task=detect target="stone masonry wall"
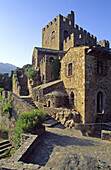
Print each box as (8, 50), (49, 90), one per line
(0, 91), (34, 130)
(85, 52), (111, 123)
(61, 47), (86, 123)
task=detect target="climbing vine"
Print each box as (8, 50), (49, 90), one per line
(51, 59), (61, 80)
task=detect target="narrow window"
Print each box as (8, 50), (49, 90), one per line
(68, 63), (72, 76)
(70, 92), (74, 105)
(51, 31), (55, 39)
(97, 92), (103, 113)
(48, 100), (50, 107)
(97, 60), (103, 74)
(36, 96), (38, 101)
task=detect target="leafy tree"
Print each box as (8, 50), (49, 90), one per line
(25, 68), (39, 81)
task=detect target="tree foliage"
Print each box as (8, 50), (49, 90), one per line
(25, 68), (39, 81)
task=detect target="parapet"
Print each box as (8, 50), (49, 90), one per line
(42, 11), (74, 32)
(97, 40), (109, 50)
(74, 24), (97, 41)
(63, 33), (74, 51)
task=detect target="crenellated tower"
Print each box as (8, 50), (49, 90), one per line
(42, 11), (109, 52)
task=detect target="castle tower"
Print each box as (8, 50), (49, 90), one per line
(42, 11), (75, 51)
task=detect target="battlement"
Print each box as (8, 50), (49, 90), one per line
(97, 40), (109, 51)
(42, 11), (74, 32)
(42, 16), (58, 31)
(63, 33), (74, 51)
(74, 24), (97, 40)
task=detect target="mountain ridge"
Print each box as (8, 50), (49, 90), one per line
(0, 62), (17, 75)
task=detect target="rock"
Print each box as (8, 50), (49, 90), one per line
(101, 130), (111, 141)
(61, 117), (67, 125)
(69, 119), (75, 128)
(68, 112), (73, 120)
(65, 120), (71, 127)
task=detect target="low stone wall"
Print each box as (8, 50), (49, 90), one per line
(0, 91), (35, 145)
(0, 134), (40, 170)
(1, 91), (35, 130)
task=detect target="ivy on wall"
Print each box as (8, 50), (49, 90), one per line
(51, 59), (61, 80)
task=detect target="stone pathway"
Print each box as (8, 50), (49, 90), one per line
(24, 124), (111, 169)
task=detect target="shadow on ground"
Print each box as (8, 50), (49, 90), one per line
(24, 130), (97, 166)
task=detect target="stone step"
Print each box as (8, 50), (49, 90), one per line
(0, 140), (9, 146)
(0, 146), (13, 155)
(43, 119), (60, 127)
(0, 143), (12, 150)
(45, 115), (52, 121)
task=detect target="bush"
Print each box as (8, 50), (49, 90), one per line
(25, 68), (39, 81)
(14, 109), (45, 149)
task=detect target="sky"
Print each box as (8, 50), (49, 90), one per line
(0, 0), (111, 68)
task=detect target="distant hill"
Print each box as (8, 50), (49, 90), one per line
(0, 62), (17, 75)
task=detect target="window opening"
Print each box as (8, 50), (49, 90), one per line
(68, 63), (72, 76)
(97, 92), (103, 113)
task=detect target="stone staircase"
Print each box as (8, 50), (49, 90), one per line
(21, 96), (38, 109)
(0, 140), (13, 157)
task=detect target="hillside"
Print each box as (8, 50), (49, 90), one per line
(0, 62), (17, 75)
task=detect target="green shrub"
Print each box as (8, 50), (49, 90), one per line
(2, 102), (12, 117)
(2, 93), (12, 117)
(25, 68), (39, 81)
(14, 109), (45, 149)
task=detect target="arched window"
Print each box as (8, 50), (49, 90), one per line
(64, 30), (68, 39)
(97, 92), (103, 113)
(70, 92), (74, 105)
(51, 31), (55, 39)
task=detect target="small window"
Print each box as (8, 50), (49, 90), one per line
(97, 60), (103, 74)
(48, 100), (50, 107)
(97, 92), (103, 113)
(68, 63), (72, 76)
(36, 96), (38, 101)
(51, 31), (55, 39)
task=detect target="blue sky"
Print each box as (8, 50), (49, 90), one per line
(0, 0), (111, 67)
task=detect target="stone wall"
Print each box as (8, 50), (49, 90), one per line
(85, 50), (111, 123)
(61, 47), (85, 123)
(32, 47), (66, 83)
(0, 91), (35, 130)
(12, 72), (21, 96)
(31, 80), (66, 107)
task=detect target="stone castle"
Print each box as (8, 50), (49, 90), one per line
(15, 11), (111, 124)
